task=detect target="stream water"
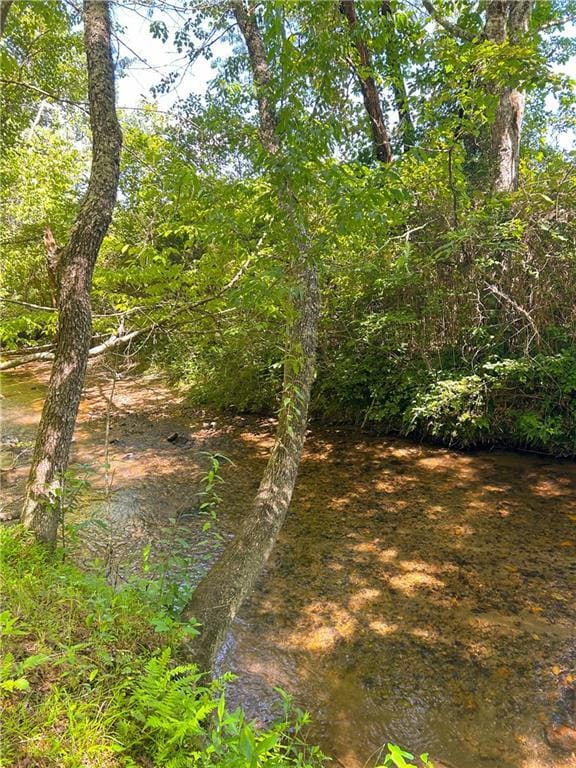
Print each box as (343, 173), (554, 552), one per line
(1, 364), (575, 768)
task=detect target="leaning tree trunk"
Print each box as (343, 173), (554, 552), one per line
(21, 0), (122, 544)
(182, 0), (320, 671)
(339, 0), (393, 163)
(484, 0), (533, 192)
(183, 256), (319, 670)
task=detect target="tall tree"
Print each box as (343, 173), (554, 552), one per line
(483, 0), (533, 191)
(339, 0), (393, 163)
(21, 0), (122, 544)
(183, 0), (320, 671)
(423, 0), (534, 191)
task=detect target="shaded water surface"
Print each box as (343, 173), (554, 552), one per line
(1, 365), (575, 768)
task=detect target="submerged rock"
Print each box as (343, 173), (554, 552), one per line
(546, 723), (576, 752)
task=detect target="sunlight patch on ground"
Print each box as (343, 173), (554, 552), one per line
(285, 601), (358, 652)
(389, 570), (445, 595)
(368, 619), (398, 636)
(348, 588), (381, 612)
(409, 626), (440, 642)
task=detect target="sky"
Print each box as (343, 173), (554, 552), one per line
(114, 3), (222, 110)
(113, 2), (576, 149)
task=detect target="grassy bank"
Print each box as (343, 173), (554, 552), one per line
(0, 526), (324, 768)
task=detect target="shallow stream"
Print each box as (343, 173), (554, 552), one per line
(1, 365), (575, 768)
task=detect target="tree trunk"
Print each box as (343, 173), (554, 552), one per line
(0, 0), (12, 36)
(423, 0), (532, 191)
(380, 1), (415, 153)
(44, 226), (60, 307)
(484, 0), (533, 192)
(182, 0), (320, 671)
(183, 256), (319, 671)
(21, 0), (122, 544)
(339, 0), (393, 163)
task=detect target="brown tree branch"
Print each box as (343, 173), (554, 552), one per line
(0, 78), (89, 111)
(484, 282), (540, 344)
(380, 0), (416, 152)
(0, 329), (146, 371)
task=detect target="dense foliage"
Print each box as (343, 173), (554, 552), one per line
(1, 1), (575, 762)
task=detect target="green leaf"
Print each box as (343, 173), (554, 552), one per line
(1, 677), (30, 691)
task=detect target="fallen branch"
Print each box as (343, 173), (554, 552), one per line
(0, 351), (58, 370)
(0, 328), (148, 371)
(484, 282), (541, 345)
(0, 342), (56, 356)
(1, 259), (251, 371)
(1, 298), (57, 312)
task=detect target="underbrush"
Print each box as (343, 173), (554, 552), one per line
(312, 349), (576, 456)
(0, 526), (325, 768)
(404, 352), (576, 454)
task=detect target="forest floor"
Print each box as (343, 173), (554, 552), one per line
(1, 362), (575, 768)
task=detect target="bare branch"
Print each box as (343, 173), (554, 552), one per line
(0, 342), (56, 356)
(0, 350), (57, 370)
(484, 282), (540, 345)
(0, 329), (146, 371)
(1, 298), (57, 312)
(1, 261), (250, 371)
(0, 78), (89, 111)
(537, 16), (576, 32)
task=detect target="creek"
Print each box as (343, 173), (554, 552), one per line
(1, 365), (575, 768)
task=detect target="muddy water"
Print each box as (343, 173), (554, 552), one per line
(1, 365), (575, 768)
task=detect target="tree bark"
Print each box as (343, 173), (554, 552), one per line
(183, 256), (319, 671)
(44, 226), (60, 307)
(21, 0), (122, 544)
(182, 0), (320, 672)
(0, 0), (13, 36)
(339, 0), (393, 163)
(230, 0), (278, 155)
(484, 0), (533, 192)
